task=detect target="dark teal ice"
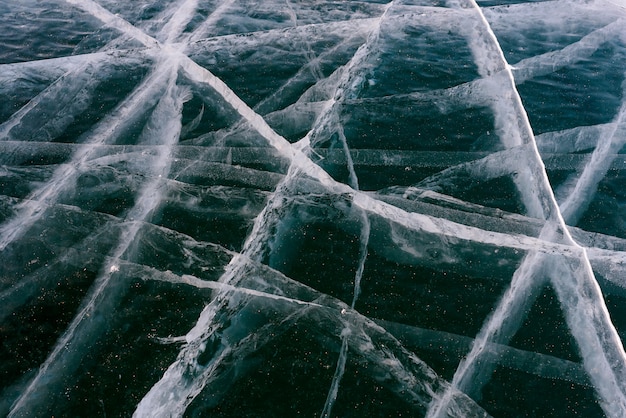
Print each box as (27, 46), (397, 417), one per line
(1, 0), (626, 416)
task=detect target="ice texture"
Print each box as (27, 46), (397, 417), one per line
(1, 0), (626, 416)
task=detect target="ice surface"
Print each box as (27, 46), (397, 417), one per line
(1, 0), (626, 416)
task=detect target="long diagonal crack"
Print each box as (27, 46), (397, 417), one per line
(3, 0), (626, 416)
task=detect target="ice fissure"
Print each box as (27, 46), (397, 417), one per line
(2, 0), (626, 417)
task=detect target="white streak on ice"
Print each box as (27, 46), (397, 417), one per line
(321, 208), (372, 418)
(426, 1), (626, 417)
(176, 45), (623, 418)
(39, 1), (626, 416)
(0, 57), (107, 142)
(122, 261), (324, 308)
(184, 0), (236, 44)
(284, 0), (325, 81)
(134, 165), (309, 417)
(456, 17), (550, 220)
(0, 61), (171, 251)
(320, 335), (350, 418)
(8, 58), (186, 417)
(312, 3), (393, 412)
(64, 0), (160, 49)
(512, 18), (626, 84)
(559, 94), (626, 225)
(535, 123), (614, 154)
(157, 0), (199, 44)
(305, 1), (394, 190)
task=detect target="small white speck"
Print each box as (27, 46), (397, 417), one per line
(110, 265), (120, 273)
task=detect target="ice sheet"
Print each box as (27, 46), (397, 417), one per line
(1, 0), (626, 416)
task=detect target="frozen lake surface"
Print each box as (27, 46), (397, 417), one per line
(1, 0), (626, 416)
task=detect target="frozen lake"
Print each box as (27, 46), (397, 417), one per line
(1, 0), (626, 416)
